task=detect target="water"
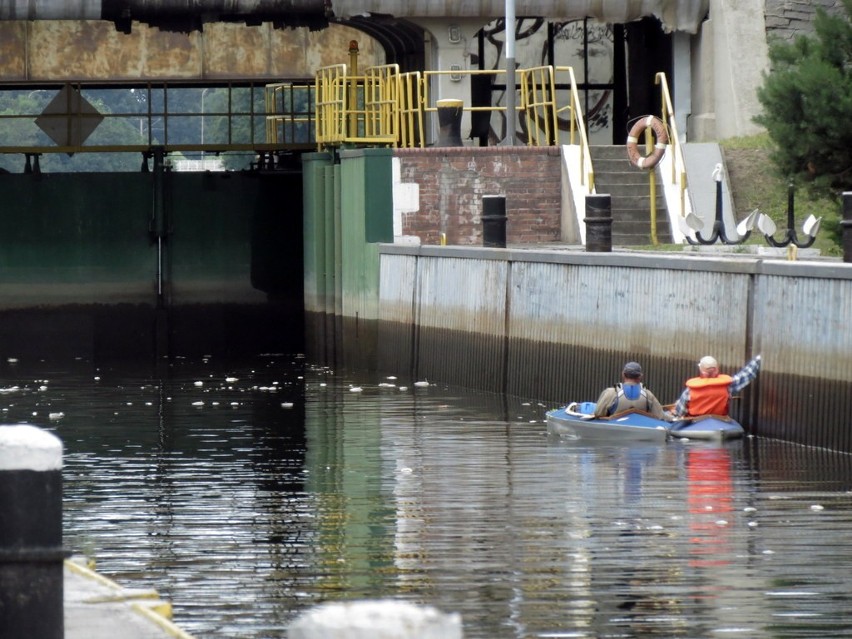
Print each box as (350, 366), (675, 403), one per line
(4, 354), (852, 638)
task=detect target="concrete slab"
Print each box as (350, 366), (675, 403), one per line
(65, 557), (194, 639)
(682, 142), (739, 238)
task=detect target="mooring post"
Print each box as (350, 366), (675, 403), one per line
(436, 98), (464, 147)
(288, 600), (463, 639)
(482, 195), (507, 248)
(0, 425), (67, 639)
(842, 192), (852, 263)
(585, 193), (613, 252)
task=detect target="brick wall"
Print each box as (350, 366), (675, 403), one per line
(394, 146), (562, 246)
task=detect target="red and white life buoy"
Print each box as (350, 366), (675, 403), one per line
(626, 115), (669, 169)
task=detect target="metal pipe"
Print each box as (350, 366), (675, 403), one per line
(504, 0), (516, 146)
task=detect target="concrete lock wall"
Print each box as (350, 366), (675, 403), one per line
(0, 171), (303, 360)
(376, 244), (852, 452)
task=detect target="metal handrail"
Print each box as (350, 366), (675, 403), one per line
(555, 66), (594, 191)
(655, 72), (687, 219)
(311, 62), (595, 172)
(398, 71), (425, 148)
(518, 65), (558, 147)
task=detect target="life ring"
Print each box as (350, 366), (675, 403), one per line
(626, 115), (669, 169)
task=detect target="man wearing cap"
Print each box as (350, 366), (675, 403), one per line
(670, 354), (761, 419)
(593, 361), (667, 419)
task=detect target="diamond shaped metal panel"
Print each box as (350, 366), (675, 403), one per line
(35, 85), (104, 147)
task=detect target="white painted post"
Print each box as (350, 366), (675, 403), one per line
(0, 424), (66, 639)
(288, 599), (463, 639)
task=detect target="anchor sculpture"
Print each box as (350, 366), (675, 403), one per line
(686, 164), (759, 245)
(757, 182), (822, 248)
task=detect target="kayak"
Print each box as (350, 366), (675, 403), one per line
(546, 402), (744, 442)
(668, 414), (744, 441)
(546, 404), (669, 442)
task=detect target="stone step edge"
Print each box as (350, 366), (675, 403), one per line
(65, 556), (196, 639)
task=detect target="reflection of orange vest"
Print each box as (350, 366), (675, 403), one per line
(685, 375), (733, 416)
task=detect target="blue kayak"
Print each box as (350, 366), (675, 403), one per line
(546, 403), (744, 442)
(668, 414), (744, 441)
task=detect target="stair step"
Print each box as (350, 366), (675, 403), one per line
(594, 171), (658, 186)
(584, 144), (674, 246)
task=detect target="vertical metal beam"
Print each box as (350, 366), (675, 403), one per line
(504, 0), (516, 146)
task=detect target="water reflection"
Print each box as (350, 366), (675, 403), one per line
(2, 356), (852, 638)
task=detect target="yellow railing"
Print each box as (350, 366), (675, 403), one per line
(264, 82), (315, 146)
(315, 64), (348, 146)
(308, 62), (595, 193)
(518, 65), (559, 147)
(655, 72), (688, 220)
(555, 66), (594, 191)
(398, 71), (425, 148)
(313, 63), (400, 148)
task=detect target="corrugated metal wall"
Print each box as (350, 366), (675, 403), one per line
(377, 246), (852, 451)
(414, 255), (507, 392)
(751, 263), (852, 446)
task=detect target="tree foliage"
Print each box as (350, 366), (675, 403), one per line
(755, 0), (852, 196)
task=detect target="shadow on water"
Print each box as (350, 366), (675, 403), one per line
(3, 355), (852, 638)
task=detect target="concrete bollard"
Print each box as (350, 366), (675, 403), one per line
(842, 192), (852, 263)
(0, 425), (67, 639)
(288, 599), (463, 639)
(482, 195), (507, 248)
(585, 193), (613, 252)
(436, 98), (464, 147)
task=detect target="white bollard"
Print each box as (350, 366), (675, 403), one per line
(288, 599), (463, 639)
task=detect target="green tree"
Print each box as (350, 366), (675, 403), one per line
(755, 0), (852, 195)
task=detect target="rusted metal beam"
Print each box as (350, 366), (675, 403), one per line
(0, 0), (329, 33)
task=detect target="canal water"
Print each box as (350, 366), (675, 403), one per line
(3, 354), (852, 638)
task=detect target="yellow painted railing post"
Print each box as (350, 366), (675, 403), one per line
(646, 126), (658, 245)
(348, 40), (359, 139)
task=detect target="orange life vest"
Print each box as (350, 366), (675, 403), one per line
(684, 375), (733, 416)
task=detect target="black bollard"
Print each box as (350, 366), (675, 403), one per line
(585, 194), (613, 252)
(482, 195), (507, 248)
(0, 425), (67, 639)
(436, 99), (463, 147)
(842, 193), (852, 263)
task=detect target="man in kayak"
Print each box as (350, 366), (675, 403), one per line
(669, 354), (761, 419)
(593, 361), (668, 419)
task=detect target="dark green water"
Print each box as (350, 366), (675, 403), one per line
(3, 354), (852, 638)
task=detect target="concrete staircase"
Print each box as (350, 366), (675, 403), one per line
(590, 145), (672, 246)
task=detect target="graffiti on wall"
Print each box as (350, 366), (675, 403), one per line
(478, 17), (615, 145)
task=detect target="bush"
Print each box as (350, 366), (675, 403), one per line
(755, 0), (852, 198)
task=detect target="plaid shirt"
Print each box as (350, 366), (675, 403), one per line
(672, 355), (761, 418)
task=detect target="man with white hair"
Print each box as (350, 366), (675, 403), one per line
(670, 354), (762, 419)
